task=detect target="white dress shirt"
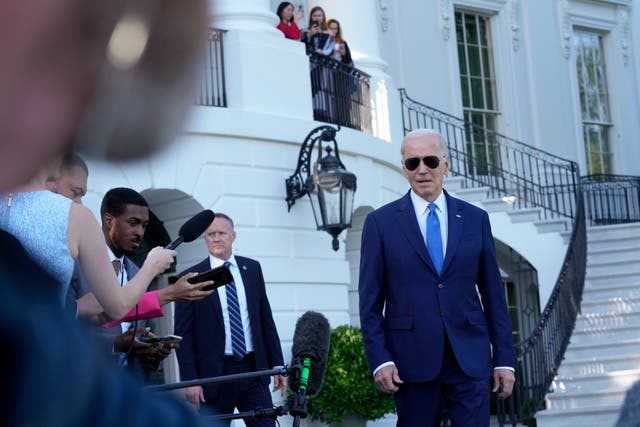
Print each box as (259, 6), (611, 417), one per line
(410, 189), (448, 255)
(209, 253), (255, 355)
(106, 246), (130, 334)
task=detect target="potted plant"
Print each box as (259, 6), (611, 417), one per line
(307, 325), (395, 427)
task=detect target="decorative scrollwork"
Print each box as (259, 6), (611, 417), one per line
(285, 125), (341, 210)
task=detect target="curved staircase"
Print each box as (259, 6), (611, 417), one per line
(536, 223), (640, 427)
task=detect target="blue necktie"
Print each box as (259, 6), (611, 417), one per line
(426, 203), (443, 274)
(224, 261), (246, 359)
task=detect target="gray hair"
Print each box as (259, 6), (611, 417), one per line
(400, 129), (449, 156)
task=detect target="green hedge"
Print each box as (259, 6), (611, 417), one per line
(307, 325), (396, 424)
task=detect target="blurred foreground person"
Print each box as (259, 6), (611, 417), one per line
(0, 0), (222, 426)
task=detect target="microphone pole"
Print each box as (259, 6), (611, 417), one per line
(145, 367), (287, 392)
(287, 311), (331, 427)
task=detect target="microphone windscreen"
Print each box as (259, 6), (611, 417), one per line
(179, 210), (215, 242)
(290, 311), (330, 397)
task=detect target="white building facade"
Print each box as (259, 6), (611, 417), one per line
(82, 1), (639, 425)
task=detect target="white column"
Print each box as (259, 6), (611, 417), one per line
(312, 0), (403, 142)
(207, 0), (313, 119)
(209, 0), (281, 34)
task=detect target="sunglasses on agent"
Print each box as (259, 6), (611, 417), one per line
(403, 155), (448, 171)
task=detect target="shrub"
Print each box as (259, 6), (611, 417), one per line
(307, 325), (396, 424)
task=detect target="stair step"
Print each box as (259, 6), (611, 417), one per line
(587, 223), (640, 243)
(444, 176), (465, 191)
(587, 248), (640, 265)
(535, 404), (621, 427)
(570, 324), (640, 344)
(563, 338), (640, 360)
(582, 283), (640, 301)
(585, 271), (640, 288)
(452, 186), (490, 202)
(481, 197), (515, 213)
(534, 218), (570, 233)
(546, 387), (627, 410)
(575, 311), (640, 329)
(558, 353), (640, 376)
(580, 295), (640, 314)
(508, 207), (542, 223)
(551, 369), (640, 394)
(586, 260), (640, 277)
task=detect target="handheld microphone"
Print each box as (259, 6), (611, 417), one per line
(165, 210), (215, 250)
(289, 310), (330, 398)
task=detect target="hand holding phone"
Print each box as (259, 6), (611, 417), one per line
(139, 334), (183, 344)
(187, 265), (234, 291)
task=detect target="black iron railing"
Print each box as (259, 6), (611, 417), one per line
(400, 89), (578, 222)
(196, 28), (226, 107)
(500, 192), (586, 426)
(399, 89), (587, 426)
(309, 53), (372, 134)
(581, 174), (640, 226)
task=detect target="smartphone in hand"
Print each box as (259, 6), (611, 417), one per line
(187, 265), (234, 291)
(139, 334), (183, 344)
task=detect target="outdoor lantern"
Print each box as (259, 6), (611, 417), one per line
(285, 125), (357, 251)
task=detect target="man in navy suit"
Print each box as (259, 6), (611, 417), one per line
(358, 129), (516, 427)
(175, 213), (286, 426)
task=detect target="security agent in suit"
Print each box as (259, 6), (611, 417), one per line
(175, 213), (287, 426)
(358, 129), (516, 427)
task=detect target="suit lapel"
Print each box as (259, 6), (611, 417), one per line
(123, 256), (138, 279)
(196, 258), (224, 327)
(397, 192), (438, 274)
(236, 256), (256, 320)
(442, 191), (463, 275)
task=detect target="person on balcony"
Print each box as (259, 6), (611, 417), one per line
(275, 2), (303, 41)
(328, 19), (353, 67)
(301, 6), (334, 56)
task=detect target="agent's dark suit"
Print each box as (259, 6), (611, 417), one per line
(174, 255), (283, 425)
(359, 190), (515, 426)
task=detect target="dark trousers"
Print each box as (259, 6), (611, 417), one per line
(200, 353), (275, 427)
(393, 335), (491, 427)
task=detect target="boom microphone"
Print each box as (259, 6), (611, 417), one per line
(290, 310), (331, 398)
(165, 209), (215, 250)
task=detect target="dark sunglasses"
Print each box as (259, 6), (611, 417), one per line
(404, 155), (447, 171)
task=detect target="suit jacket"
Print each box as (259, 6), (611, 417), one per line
(358, 190), (515, 383)
(174, 255), (284, 400)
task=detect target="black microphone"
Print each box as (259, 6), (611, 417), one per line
(289, 310), (330, 398)
(165, 209), (215, 250)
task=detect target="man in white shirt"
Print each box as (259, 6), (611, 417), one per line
(175, 213), (286, 426)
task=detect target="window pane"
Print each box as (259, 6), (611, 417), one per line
(478, 16), (489, 47)
(468, 46), (481, 76)
(485, 79), (494, 110)
(461, 77), (470, 107)
(458, 45), (467, 76)
(456, 9), (498, 175)
(465, 14), (478, 45)
(574, 30), (612, 174)
(471, 77), (484, 109)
